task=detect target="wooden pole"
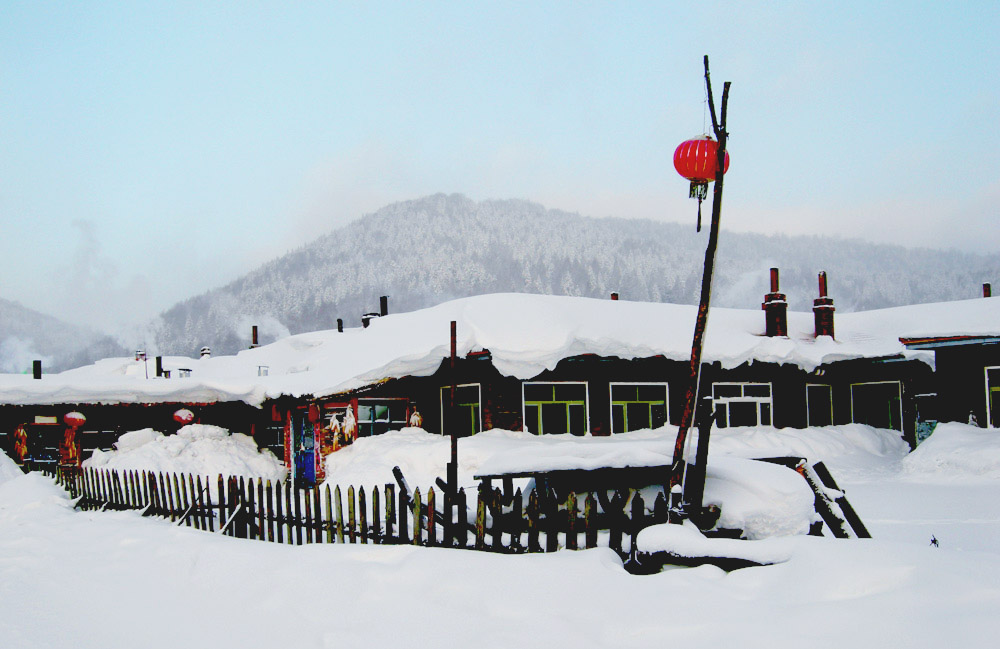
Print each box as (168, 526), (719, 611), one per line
(671, 55), (731, 503)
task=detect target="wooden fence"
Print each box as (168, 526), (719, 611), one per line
(53, 466), (673, 559)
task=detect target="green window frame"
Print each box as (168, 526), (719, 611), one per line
(357, 399), (408, 437)
(985, 367), (1000, 428)
(610, 382), (669, 433)
(712, 382), (773, 428)
(850, 381), (903, 431)
(440, 384), (482, 436)
(522, 382), (588, 435)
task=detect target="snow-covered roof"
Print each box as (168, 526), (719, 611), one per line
(2, 293), (996, 407)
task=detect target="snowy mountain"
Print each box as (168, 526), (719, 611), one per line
(148, 194), (1000, 357)
(0, 297), (128, 372)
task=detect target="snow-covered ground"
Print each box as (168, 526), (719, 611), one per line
(3, 423), (1000, 648)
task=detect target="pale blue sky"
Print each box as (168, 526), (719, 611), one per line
(2, 1), (998, 331)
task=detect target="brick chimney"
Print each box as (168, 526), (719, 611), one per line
(813, 271), (835, 338)
(610, 292), (619, 301)
(762, 267), (788, 337)
(250, 325), (259, 349)
(985, 283), (992, 298)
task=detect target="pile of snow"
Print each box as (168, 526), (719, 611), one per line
(83, 424), (287, 483)
(636, 520), (796, 565)
(324, 427), (816, 539)
(0, 449), (22, 487)
(707, 424), (911, 480)
(902, 422), (1000, 480)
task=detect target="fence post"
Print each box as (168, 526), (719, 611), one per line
(334, 485), (345, 543)
(426, 487), (436, 547)
(565, 492), (578, 551)
(584, 492), (598, 549)
(348, 486), (357, 544)
(372, 486), (382, 544)
(456, 487), (468, 548)
(412, 488), (422, 546)
(324, 484), (334, 544)
(359, 486), (368, 544)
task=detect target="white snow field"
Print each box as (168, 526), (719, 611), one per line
(3, 423), (1000, 648)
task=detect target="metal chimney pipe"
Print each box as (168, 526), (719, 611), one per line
(32, 360), (41, 380)
(251, 325), (259, 348)
(155, 356), (163, 377)
(769, 267), (780, 293)
(337, 318), (344, 333)
(818, 271), (828, 298)
(380, 295), (389, 317)
(985, 283), (992, 298)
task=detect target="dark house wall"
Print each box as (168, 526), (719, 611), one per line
(934, 344), (1000, 425)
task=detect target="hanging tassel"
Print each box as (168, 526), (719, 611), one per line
(696, 198), (702, 232)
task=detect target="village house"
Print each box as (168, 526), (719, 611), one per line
(1, 271), (995, 486)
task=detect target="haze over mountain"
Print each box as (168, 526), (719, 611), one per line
(4, 193), (998, 368)
(146, 194), (1000, 357)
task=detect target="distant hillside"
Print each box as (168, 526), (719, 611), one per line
(0, 297), (128, 372)
(148, 194), (1000, 357)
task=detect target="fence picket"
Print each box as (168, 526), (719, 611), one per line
(427, 488), (436, 547)
(412, 488), (422, 545)
(397, 486), (408, 543)
(284, 480), (294, 544)
(475, 484), (487, 550)
(274, 481), (285, 543)
(312, 487), (322, 544)
(565, 492), (578, 551)
(584, 493), (598, 549)
(359, 487), (368, 544)
(371, 486), (382, 544)
(491, 488), (504, 552)
(258, 479), (267, 541)
(304, 487), (314, 544)
(456, 488), (468, 548)
(629, 492), (645, 559)
(385, 484), (395, 543)
(347, 486), (357, 544)
(334, 485), (344, 544)
(292, 484), (303, 545)
(323, 484), (333, 544)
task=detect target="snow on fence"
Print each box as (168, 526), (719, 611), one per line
(52, 466), (671, 559)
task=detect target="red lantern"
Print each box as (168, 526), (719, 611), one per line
(173, 408), (195, 425)
(674, 135), (730, 231)
(64, 411), (86, 428)
(307, 404), (321, 423)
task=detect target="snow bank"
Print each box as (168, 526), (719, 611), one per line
(0, 449), (22, 487)
(708, 424), (911, 479)
(636, 520), (796, 564)
(703, 457), (815, 538)
(902, 422), (1000, 480)
(83, 424), (287, 482)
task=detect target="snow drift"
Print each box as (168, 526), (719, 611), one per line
(83, 424), (287, 482)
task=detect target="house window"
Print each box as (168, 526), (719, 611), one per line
(850, 381), (902, 431)
(357, 399), (408, 437)
(610, 382), (668, 433)
(806, 384), (833, 427)
(523, 382), (588, 435)
(712, 382), (772, 428)
(986, 367), (1000, 428)
(440, 384), (482, 435)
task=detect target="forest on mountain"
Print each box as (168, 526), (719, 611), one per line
(4, 193), (998, 368)
(148, 194), (1000, 357)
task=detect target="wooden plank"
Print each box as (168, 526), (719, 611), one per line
(584, 492), (597, 549)
(359, 486), (368, 544)
(493, 487), (506, 552)
(161, 473), (171, 519)
(174, 474), (186, 523)
(566, 492), (578, 551)
(334, 485), (345, 543)
(292, 482), (302, 545)
(385, 484), (395, 543)
(371, 486), (382, 544)
(312, 487), (323, 544)
(412, 488), (421, 546)
(303, 486), (313, 544)
(247, 479), (257, 541)
(456, 488), (468, 548)
(396, 484), (407, 543)
(324, 484), (334, 544)
(475, 485), (487, 550)
(217, 476), (226, 535)
(266, 481), (275, 542)
(258, 479), (266, 540)
(348, 485), (357, 544)
(812, 461), (871, 538)
(274, 480), (285, 543)
(426, 487), (436, 547)
(527, 489), (540, 552)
